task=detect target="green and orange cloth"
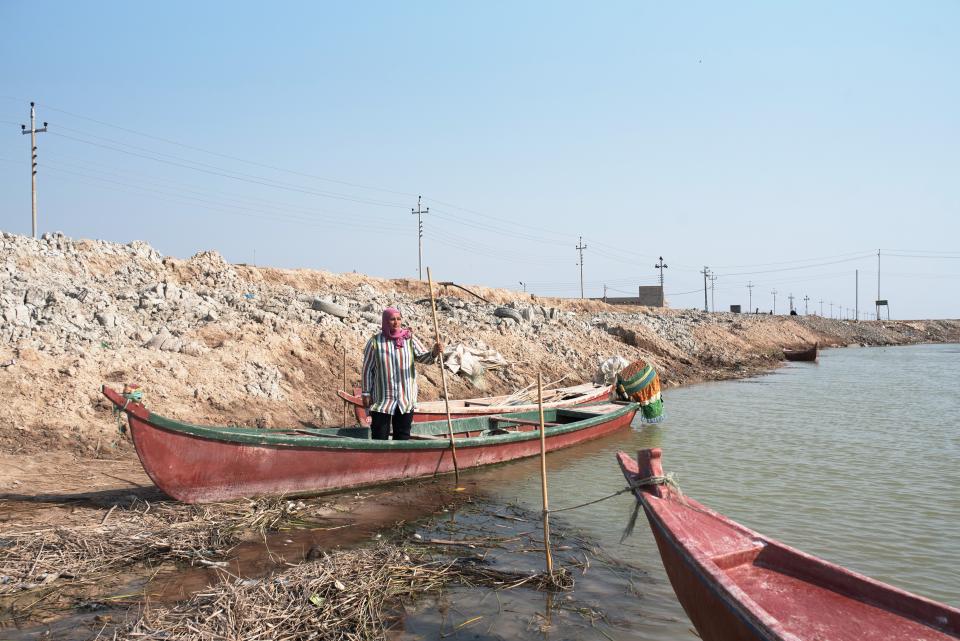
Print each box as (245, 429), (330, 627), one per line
(615, 360), (665, 423)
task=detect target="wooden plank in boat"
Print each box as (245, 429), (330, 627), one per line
(493, 417), (559, 427)
(409, 433), (447, 440)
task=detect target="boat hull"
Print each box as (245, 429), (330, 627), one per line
(783, 343), (818, 361)
(617, 449), (960, 641)
(104, 386), (635, 503)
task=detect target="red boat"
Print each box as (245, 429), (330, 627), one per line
(337, 381), (612, 426)
(783, 342), (818, 362)
(616, 449), (960, 641)
(103, 385), (636, 504)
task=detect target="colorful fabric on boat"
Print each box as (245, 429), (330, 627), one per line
(615, 359), (664, 423)
(362, 333), (436, 414)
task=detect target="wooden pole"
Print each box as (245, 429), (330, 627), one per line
(342, 347), (348, 426)
(538, 373), (554, 576)
(426, 267), (461, 486)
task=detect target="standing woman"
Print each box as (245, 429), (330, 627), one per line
(361, 307), (441, 440)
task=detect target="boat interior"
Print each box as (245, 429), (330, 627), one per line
(276, 403), (624, 441)
(654, 492), (959, 640)
(408, 382), (608, 411)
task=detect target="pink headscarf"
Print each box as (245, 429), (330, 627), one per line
(382, 307), (412, 348)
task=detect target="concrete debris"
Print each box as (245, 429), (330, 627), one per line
(1, 229), (957, 455)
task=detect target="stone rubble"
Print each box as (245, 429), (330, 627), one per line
(1, 230), (958, 454)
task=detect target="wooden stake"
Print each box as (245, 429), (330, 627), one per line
(426, 267), (461, 486)
(342, 347), (348, 426)
(538, 372), (554, 576)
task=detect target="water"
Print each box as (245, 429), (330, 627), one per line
(8, 344), (958, 640)
(461, 343), (960, 638)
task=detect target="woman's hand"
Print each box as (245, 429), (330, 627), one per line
(362, 394), (372, 408)
(432, 342), (443, 357)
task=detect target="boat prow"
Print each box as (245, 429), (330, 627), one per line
(616, 448), (960, 641)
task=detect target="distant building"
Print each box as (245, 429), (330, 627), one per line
(595, 285), (665, 307)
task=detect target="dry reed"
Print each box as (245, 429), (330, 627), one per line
(0, 496), (325, 594)
(120, 544), (570, 641)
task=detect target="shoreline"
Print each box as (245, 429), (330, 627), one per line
(1, 231), (958, 460)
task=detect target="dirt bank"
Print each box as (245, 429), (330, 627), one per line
(1, 230), (958, 461)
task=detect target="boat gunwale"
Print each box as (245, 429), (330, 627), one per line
(104, 384), (638, 450)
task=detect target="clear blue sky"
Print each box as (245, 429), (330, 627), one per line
(2, 1), (958, 318)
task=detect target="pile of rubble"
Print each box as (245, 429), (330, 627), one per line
(1, 230), (957, 454)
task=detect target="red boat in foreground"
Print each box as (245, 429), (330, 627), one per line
(337, 381), (612, 426)
(617, 449), (959, 641)
(103, 385), (636, 504)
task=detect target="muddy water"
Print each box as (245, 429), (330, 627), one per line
(1, 482), (473, 640)
(422, 342), (959, 640)
(5, 343), (958, 640)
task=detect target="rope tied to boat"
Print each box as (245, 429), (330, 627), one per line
(544, 473), (682, 516)
(628, 472), (684, 499)
(113, 384), (144, 434)
(620, 472), (685, 543)
(545, 486), (635, 514)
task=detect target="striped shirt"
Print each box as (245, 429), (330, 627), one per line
(361, 334), (435, 414)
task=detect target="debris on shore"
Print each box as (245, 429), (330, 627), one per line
(3, 230), (958, 457)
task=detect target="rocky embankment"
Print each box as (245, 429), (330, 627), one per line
(2, 230), (958, 456)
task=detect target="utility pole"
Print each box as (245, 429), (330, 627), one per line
(576, 236), (587, 299)
(855, 269), (859, 322)
(654, 256), (668, 287)
(819, 299), (824, 316)
(747, 281), (754, 313)
(700, 267), (710, 312)
(603, 284), (608, 302)
(830, 301), (834, 318)
(20, 102), (48, 239)
(771, 289), (777, 314)
(803, 295), (810, 315)
(411, 195), (428, 280)
(876, 250), (880, 321)
(709, 273), (718, 312)
(788, 293), (795, 313)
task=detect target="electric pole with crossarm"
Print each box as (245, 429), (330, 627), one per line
(654, 256), (668, 287)
(576, 236), (588, 298)
(700, 267), (710, 312)
(21, 102), (48, 239)
(411, 195), (428, 280)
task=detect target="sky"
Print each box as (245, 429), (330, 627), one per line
(1, 1), (958, 319)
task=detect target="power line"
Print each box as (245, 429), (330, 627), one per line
(36, 102), (419, 199)
(47, 130), (407, 209)
(710, 249), (876, 270)
(716, 253), (876, 277)
(41, 166), (410, 233)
